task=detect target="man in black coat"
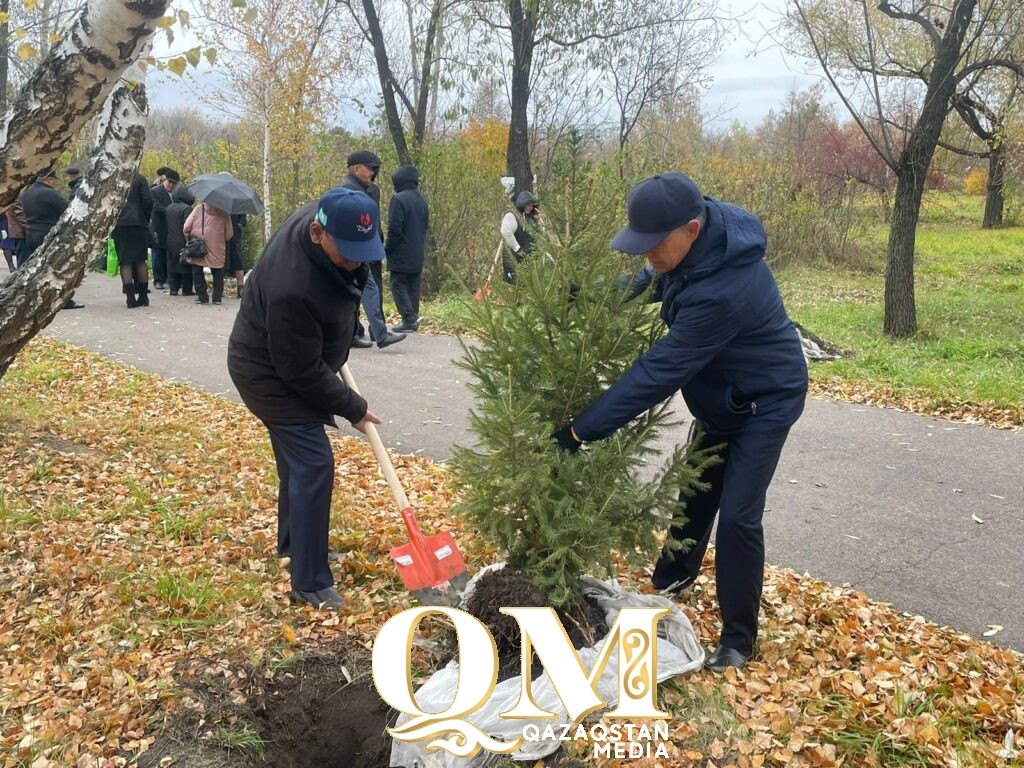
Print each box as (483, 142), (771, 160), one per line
(20, 169), (83, 309)
(341, 149), (404, 349)
(227, 187), (385, 611)
(385, 164), (429, 332)
(149, 168), (179, 290)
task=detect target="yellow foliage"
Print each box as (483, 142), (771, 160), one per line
(964, 168), (987, 195)
(463, 119), (508, 179)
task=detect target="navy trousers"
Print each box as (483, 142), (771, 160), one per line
(264, 422), (335, 592)
(655, 423), (792, 656)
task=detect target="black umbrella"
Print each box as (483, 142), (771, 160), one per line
(187, 172), (264, 215)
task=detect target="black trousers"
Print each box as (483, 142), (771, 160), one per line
(389, 270), (421, 324)
(192, 266), (225, 302)
(264, 422), (335, 592)
(654, 423), (792, 656)
(168, 269), (194, 295)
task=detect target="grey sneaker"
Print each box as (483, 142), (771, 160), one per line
(290, 586), (345, 610)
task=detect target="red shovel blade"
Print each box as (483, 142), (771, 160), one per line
(390, 530), (468, 593)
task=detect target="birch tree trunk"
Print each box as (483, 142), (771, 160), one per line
(0, 0), (168, 207)
(0, 0), (168, 378)
(0, 72), (149, 377)
(263, 96), (273, 244)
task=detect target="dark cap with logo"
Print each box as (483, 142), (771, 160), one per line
(611, 172), (706, 255)
(346, 150), (382, 169)
(316, 187), (385, 263)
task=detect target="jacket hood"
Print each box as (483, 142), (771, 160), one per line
(173, 187), (195, 205)
(391, 165), (419, 191)
(670, 199), (766, 282)
(514, 191), (538, 212)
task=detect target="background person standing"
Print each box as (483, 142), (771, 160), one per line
(385, 164), (429, 333)
(20, 169), (83, 309)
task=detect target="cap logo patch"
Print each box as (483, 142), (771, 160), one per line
(317, 208), (328, 226)
(357, 212), (373, 233)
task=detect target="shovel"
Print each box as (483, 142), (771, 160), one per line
(473, 241), (504, 301)
(340, 364), (470, 605)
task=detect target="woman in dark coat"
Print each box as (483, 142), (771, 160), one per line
(114, 172), (155, 308)
(165, 186), (195, 296)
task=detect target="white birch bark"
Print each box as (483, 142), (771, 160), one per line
(0, 66), (149, 377)
(0, 0), (168, 208)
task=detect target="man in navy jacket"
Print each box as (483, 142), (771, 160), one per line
(554, 172), (807, 671)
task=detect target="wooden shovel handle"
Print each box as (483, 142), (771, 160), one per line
(340, 364), (411, 512)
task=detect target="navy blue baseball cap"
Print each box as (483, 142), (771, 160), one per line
(611, 172), (706, 255)
(316, 187), (385, 263)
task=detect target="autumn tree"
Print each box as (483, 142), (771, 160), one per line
(472, 0), (722, 197)
(341, 0), (454, 164)
(190, 0), (348, 241)
(790, 0), (1024, 337)
(0, 0), (169, 378)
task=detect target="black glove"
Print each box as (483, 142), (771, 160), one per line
(551, 425), (582, 454)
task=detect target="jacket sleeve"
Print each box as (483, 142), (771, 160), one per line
(265, 293), (368, 424)
(183, 208), (196, 238)
(138, 177), (154, 221)
(571, 293), (742, 441)
(500, 212), (520, 252)
(385, 196), (404, 257)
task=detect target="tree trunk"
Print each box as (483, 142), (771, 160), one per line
(506, 0), (536, 195)
(410, 0), (443, 160)
(361, 0), (411, 165)
(0, 0), (168, 208)
(982, 139), (1005, 229)
(0, 0), (9, 115)
(883, 0), (976, 338)
(263, 100), (272, 245)
(0, 74), (149, 377)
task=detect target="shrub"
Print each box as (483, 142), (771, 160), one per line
(964, 168), (988, 195)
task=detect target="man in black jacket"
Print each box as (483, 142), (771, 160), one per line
(20, 169), (84, 309)
(341, 150), (404, 349)
(385, 164), (429, 332)
(227, 187), (385, 611)
(149, 168), (179, 290)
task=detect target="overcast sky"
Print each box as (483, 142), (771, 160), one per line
(147, 0), (826, 132)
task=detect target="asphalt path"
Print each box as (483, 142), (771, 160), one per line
(44, 272), (1024, 651)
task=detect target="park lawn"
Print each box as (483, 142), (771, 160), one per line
(0, 338), (1022, 767)
(778, 216), (1024, 427)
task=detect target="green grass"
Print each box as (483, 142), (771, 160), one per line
(779, 217), (1024, 412)
(214, 722), (266, 756)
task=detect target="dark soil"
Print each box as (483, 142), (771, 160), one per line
(464, 568), (608, 681)
(136, 642), (395, 768)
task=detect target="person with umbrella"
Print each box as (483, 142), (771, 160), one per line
(185, 172), (262, 304)
(183, 200), (233, 304)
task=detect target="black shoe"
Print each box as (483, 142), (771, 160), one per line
(125, 294), (138, 309)
(377, 331), (406, 349)
(391, 322), (418, 333)
(289, 586), (345, 610)
(62, 299), (85, 310)
(652, 575), (695, 596)
(195, 297), (210, 304)
(169, 290), (179, 296)
(351, 336), (373, 349)
(212, 298), (222, 304)
(705, 645), (748, 673)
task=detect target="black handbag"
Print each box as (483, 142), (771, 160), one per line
(180, 206), (208, 263)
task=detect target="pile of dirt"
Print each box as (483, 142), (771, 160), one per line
(137, 645), (395, 768)
(464, 568), (608, 681)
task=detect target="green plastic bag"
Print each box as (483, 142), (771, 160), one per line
(105, 238), (118, 277)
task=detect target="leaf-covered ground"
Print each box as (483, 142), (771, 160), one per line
(1, 338), (1021, 768)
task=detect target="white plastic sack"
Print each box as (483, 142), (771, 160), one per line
(389, 566), (704, 768)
